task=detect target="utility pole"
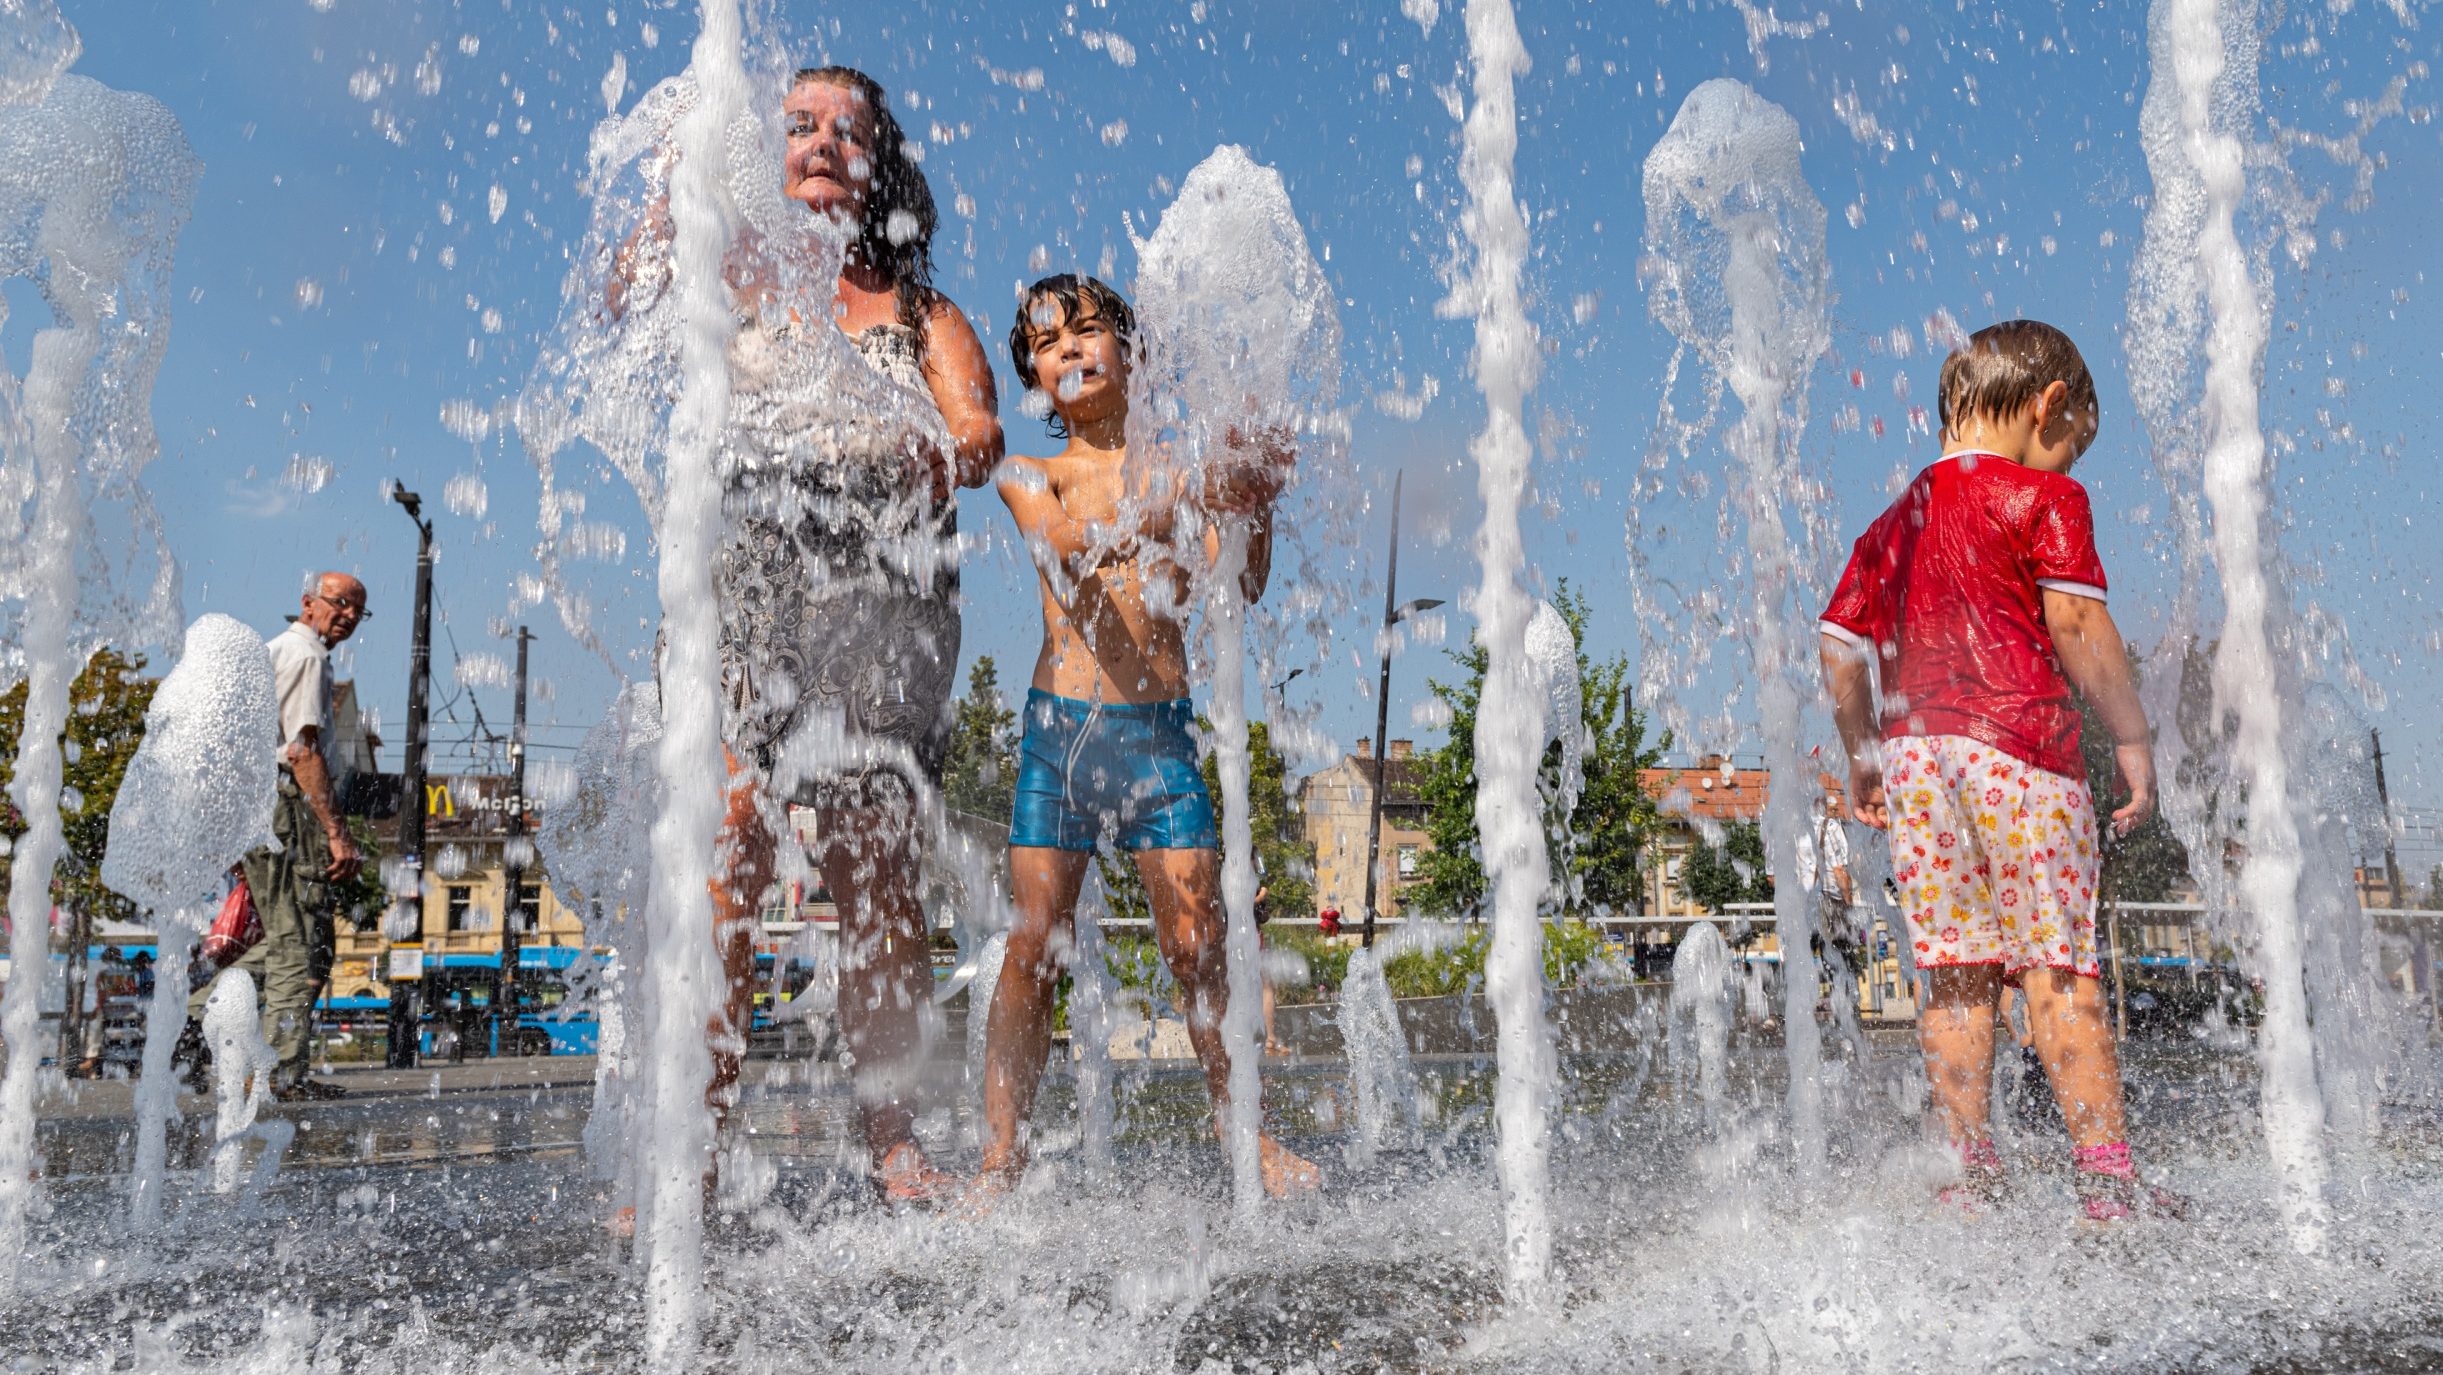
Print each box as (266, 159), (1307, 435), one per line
(387, 485), (435, 1069)
(1360, 471), (1442, 950)
(495, 626), (531, 1056)
(2372, 729), (2406, 909)
(2371, 728), (2429, 1018)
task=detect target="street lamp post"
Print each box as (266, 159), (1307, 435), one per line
(1361, 471), (1441, 949)
(386, 485), (435, 1069)
(495, 625), (531, 1055)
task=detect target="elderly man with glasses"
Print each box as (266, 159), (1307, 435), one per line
(187, 571), (369, 1099)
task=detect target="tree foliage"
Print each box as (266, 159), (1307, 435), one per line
(0, 649), (159, 933)
(2077, 647), (2194, 904)
(1410, 584), (1669, 919)
(942, 656), (1018, 822)
(1678, 819), (1774, 914)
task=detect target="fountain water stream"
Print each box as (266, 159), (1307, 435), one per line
(97, 613), (280, 1225)
(1447, 0), (1558, 1300)
(630, 1), (751, 1361)
(1669, 921), (1733, 1133)
(0, 53), (194, 1288)
(1640, 77), (1834, 1178)
(1127, 143), (1343, 1212)
(2128, 0), (2349, 1253)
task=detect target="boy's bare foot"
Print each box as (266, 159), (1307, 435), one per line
(606, 1205), (637, 1239)
(874, 1141), (957, 1205)
(1264, 1041), (1291, 1057)
(1258, 1134), (1322, 1200)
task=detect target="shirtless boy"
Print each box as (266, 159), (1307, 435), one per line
(977, 273), (1320, 1198)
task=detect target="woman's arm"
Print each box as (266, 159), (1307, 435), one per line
(922, 297), (1006, 495)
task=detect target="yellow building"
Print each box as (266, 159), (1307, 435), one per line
(1298, 738), (1430, 922)
(331, 774), (586, 1000)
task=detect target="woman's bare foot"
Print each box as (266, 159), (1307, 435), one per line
(874, 1141), (957, 1204)
(1258, 1134), (1322, 1200)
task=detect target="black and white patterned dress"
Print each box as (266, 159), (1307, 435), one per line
(714, 318), (960, 813)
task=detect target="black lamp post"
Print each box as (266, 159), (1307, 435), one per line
(1361, 470), (1441, 949)
(386, 484), (434, 1069)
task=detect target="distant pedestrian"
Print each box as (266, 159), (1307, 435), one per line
(188, 571), (367, 1101)
(1794, 786), (1859, 977)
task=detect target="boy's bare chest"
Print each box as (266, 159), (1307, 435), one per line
(1045, 456), (1127, 522)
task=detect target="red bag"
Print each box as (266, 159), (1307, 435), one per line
(201, 876), (262, 970)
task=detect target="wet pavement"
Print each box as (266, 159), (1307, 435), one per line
(5, 1035), (2443, 1373)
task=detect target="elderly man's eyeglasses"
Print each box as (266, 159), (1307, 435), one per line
(314, 593), (370, 620)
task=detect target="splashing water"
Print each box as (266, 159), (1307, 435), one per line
(1337, 945), (1419, 1165)
(1669, 921), (1733, 1134)
(1446, 0), (1558, 1300)
(1641, 76), (1834, 1178)
(0, 53), (194, 1290)
(633, 4), (752, 1360)
(537, 681), (661, 1193)
(200, 970), (286, 1198)
(99, 614), (280, 1225)
(1069, 874), (1122, 1173)
(1127, 142), (1344, 1213)
(2127, 0), (2376, 1253)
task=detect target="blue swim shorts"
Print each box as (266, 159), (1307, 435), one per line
(1010, 689), (1220, 852)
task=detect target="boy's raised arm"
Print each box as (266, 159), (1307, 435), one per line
(997, 461), (1148, 603)
(2042, 589), (2157, 835)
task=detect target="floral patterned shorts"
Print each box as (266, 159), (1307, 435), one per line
(1883, 735), (2101, 980)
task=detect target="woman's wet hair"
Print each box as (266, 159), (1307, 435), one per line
(795, 65), (938, 365)
(1007, 274), (1137, 438)
(1936, 319), (2099, 438)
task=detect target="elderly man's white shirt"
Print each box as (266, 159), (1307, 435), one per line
(266, 619), (334, 770)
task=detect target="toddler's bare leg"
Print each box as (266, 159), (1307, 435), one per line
(978, 846), (1090, 1179)
(1919, 965), (2004, 1146)
(2018, 967), (2129, 1149)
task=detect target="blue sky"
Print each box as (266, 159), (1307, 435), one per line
(24, 0), (2443, 876)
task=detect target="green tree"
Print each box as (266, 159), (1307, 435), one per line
(942, 656), (1018, 821)
(1678, 819), (1773, 914)
(0, 649), (159, 932)
(2076, 649), (2194, 904)
(1410, 584), (1669, 919)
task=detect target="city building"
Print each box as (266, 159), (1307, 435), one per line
(1298, 738), (1429, 922)
(331, 772), (584, 1000)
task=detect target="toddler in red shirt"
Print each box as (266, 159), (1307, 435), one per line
(1819, 319), (2181, 1223)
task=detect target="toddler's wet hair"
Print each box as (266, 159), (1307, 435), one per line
(1937, 319), (2098, 435)
(1007, 274), (1137, 436)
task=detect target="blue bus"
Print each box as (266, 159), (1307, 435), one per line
(373, 946), (610, 1058)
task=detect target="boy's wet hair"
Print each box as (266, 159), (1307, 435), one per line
(1007, 274), (1137, 437)
(1936, 319), (2098, 437)
(793, 66), (939, 365)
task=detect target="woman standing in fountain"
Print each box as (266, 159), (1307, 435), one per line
(1817, 321), (2179, 1222)
(634, 66), (1002, 1202)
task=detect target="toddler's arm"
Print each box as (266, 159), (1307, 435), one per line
(2042, 589), (2157, 836)
(1818, 633), (1887, 830)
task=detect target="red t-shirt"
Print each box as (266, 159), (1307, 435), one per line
(1818, 452), (2107, 778)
